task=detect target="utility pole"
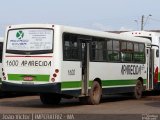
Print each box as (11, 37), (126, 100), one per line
(140, 14), (152, 31)
(141, 15), (144, 31)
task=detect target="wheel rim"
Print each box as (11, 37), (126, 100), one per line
(136, 82), (142, 97)
(92, 84), (101, 100)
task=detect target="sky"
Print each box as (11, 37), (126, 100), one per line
(1, 0), (160, 36)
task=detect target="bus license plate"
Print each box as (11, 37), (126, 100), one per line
(22, 82), (34, 85)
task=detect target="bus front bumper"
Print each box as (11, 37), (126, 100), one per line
(2, 81), (61, 93)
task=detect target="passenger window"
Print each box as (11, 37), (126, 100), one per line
(91, 37), (105, 61)
(63, 33), (80, 61)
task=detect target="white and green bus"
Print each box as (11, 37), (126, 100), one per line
(2, 24), (151, 104)
(121, 31), (160, 91)
(0, 37), (3, 91)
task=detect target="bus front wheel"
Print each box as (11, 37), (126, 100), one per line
(40, 93), (61, 105)
(134, 80), (143, 99)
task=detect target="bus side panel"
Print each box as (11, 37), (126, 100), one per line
(61, 61), (82, 96)
(89, 62), (147, 94)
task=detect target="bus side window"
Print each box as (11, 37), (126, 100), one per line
(91, 37), (105, 61)
(112, 40), (120, 61)
(133, 43), (145, 63)
(107, 39), (113, 61)
(121, 42), (133, 62)
(0, 42), (3, 63)
(63, 33), (80, 61)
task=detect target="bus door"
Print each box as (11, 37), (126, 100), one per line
(79, 36), (91, 96)
(146, 47), (154, 90)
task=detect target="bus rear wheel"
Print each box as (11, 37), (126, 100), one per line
(79, 81), (102, 105)
(134, 80), (143, 99)
(88, 81), (102, 105)
(88, 81), (102, 104)
(40, 93), (61, 105)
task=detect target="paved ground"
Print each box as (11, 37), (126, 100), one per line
(0, 94), (160, 120)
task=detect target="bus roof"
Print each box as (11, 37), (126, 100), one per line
(7, 24), (151, 44)
(120, 31), (160, 38)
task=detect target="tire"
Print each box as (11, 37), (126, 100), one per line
(40, 93), (61, 105)
(79, 81), (102, 105)
(134, 80), (143, 99)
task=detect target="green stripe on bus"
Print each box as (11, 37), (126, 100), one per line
(62, 79), (146, 89)
(102, 80), (137, 86)
(62, 81), (82, 89)
(8, 74), (50, 82)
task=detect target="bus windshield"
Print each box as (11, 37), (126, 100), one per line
(6, 28), (54, 55)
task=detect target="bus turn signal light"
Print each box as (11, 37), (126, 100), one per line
(55, 69), (59, 73)
(53, 73), (57, 77)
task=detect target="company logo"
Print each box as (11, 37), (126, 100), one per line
(16, 30), (24, 39)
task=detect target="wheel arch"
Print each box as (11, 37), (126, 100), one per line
(137, 77), (144, 85)
(93, 78), (102, 87)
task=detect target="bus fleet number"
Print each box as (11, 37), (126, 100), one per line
(6, 60), (19, 66)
